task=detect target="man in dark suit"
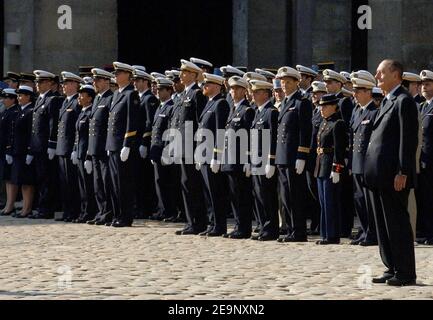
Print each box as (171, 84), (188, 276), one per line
(56, 72), (82, 222)
(105, 62), (140, 228)
(221, 76), (255, 239)
(86, 68), (114, 226)
(365, 59), (418, 286)
(349, 76), (379, 246)
(27, 70), (63, 219)
(415, 70), (433, 245)
(275, 67), (312, 243)
(249, 80), (279, 241)
(196, 73), (230, 237)
(172, 59), (208, 235)
(132, 67), (159, 219)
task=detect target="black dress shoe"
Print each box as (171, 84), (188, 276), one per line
(424, 238), (433, 245)
(359, 240), (378, 247)
(251, 234), (260, 241)
(258, 234), (278, 241)
(372, 274), (394, 284)
(180, 229), (200, 235)
(0, 209), (16, 216)
(95, 220), (108, 226)
(227, 232), (251, 239)
(112, 221), (132, 228)
(316, 239), (340, 245)
(206, 231), (225, 237)
(386, 277), (416, 286)
(350, 238), (362, 245)
(86, 219), (98, 225)
(163, 216), (176, 223)
(279, 235), (308, 243)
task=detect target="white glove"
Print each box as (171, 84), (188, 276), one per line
(344, 158), (349, 166)
(26, 155), (34, 165)
(243, 163), (251, 178)
(5, 154), (13, 165)
(421, 162), (427, 169)
(331, 171), (340, 184)
(295, 159), (306, 175)
(265, 164), (276, 179)
(47, 148), (56, 160)
(195, 162), (202, 171)
(71, 151), (78, 165)
(151, 160), (156, 165)
(107, 150), (110, 157)
(139, 145), (148, 159)
(210, 159), (220, 174)
(120, 147), (130, 162)
(84, 160), (93, 174)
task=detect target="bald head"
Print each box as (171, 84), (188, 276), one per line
(375, 59), (404, 93)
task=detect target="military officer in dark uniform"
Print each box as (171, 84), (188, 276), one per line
(165, 70), (184, 106)
(306, 81), (327, 235)
(74, 84), (97, 223)
(415, 70), (433, 245)
(366, 59), (418, 286)
(149, 77), (179, 221)
(4, 72), (20, 90)
(349, 75), (379, 246)
(275, 67), (312, 243)
(6, 86), (35, 218)
(27, 70), (63, 219)
(86, 68), (114, 226)
(196, 73), (230, 237)
(0, 89), (20, 216)
(106, 62), (140, 228)
(249, 80), (279, 241)
(55, 72), (82, 222)
(222, 76), (255, 239)
(220, 66), (245, 107)
(323, 69), (355, 237)
(19, 73), (36, 90)
(314, 94), (347, 245)
(172, 60), (208, 236)
(296, 65), (318, 97)
(403, 72), (425, 104)
(132, 67), (159, 219)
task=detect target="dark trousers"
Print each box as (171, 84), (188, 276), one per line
(306, 170), (321, 231)
(34, 153), (59, 216)
(92, 155), (113, 223)
(154, 161), (178, 218)
(368, 188), (416, 280)
(353, 174), (377, 242)
(172, 164), (185, 219)
(135, 155), (158, 216)
(252, 173), (279, 237)
(278, 166), (308, 238)
(415, 167), (433, 238)
(108, 151), (135, 224)
(58, 156), (80, 219)
(226, 171), (253, 236)
(200, 165), (227, 234)
(180, 163), (207, 232)
(317, 177), (341, 241)
(77, 160), (97, 220)
(340, 171), (355, 236)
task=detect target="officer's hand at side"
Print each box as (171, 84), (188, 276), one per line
(5, 154), (13, 165)
(295, 159), (306, 175)
(265, 164), (275, 179)
(71, 151), (78, 165)
(330, 171), (340, 184)
(47, 148), (56, 160)
(394, 174), (407, 192)
(84, 160), (93, 174)
(243, 163), (251, 178)
(139, 145), (148, 159)
(120, 147), (130, 162)
(210, 159), (220, 174)
(25, 155), (34, 165)
(195, 162), (202, 171)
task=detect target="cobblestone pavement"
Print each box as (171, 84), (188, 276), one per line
(0, 216), (432, 300)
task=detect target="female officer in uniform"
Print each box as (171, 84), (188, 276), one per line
(314, 94), (348, 245)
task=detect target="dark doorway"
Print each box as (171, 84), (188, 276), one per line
(351, 0), (369, 71)
(118, 0), (233, 73)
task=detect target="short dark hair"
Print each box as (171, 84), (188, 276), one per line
(384, 59), (403, 79)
